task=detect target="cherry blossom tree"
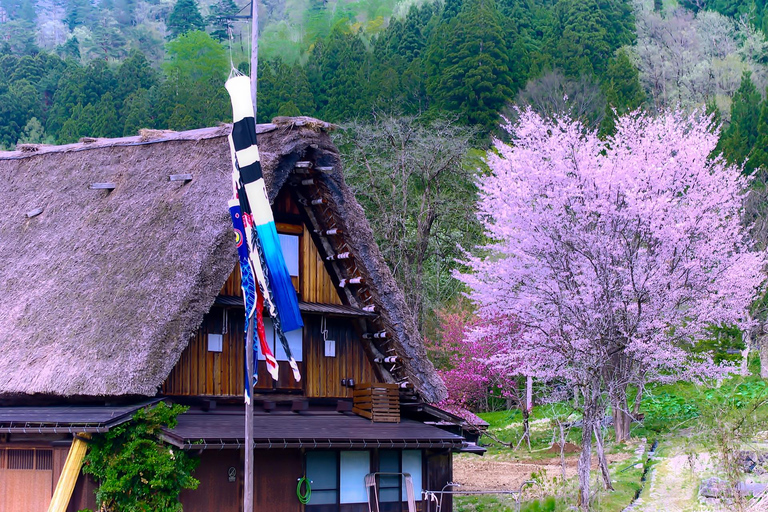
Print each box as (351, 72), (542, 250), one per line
(459, 109), (765, 509)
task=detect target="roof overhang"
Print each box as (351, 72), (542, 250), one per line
(214, 296), (376, 318)
(162, 408), (465, 450)
(0, 399), (161, 434)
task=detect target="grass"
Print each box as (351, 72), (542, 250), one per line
(464, 354), (768, 511)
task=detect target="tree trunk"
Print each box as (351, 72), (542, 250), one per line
(760, 335), (768, 379)
(612, 389), (632, 443)
(518, 406), (531, 451)
(578, 417), (594, 510)
(613, 406), (631, 443)
(593, 425), (614, 491)
(559, 420), (567, 487)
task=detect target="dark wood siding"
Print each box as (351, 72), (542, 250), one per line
(304, 317), (378, 398)
(180, 451), (242, 512)
(425, 450), (452, 512)
(254, 450), (303, 512)
(162, 309), (304, 396)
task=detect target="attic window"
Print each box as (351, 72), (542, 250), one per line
(278, 233), (299, 277)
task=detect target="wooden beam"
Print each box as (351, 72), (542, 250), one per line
(47, 433), (90, 512)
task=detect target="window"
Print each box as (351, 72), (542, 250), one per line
(306, 452), (338, 505)
(256, 318), (302, 362)
(340, 451), (370, 504)
(401, 450), (423, 501)
(304, 450), (422, 511)
(278, 233), (299, 277)
(1, 449), (52, 470)
(378, 451), (401, 508)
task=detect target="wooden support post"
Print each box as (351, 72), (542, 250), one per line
(47, 433), (91, 512)
(244, 317), (255, 512)
(250, 0), (258, 114)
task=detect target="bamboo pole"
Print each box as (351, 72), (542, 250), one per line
(244, 318), (255, 512)
(250, 0), (258, 115)
(47, 433), (91, 512)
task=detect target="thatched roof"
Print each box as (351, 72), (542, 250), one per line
(0, 118), (447, 403)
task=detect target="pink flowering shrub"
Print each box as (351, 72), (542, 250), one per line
(426, 307), (522, 412)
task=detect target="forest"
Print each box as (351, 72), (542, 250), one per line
(5, 0), (768, 510)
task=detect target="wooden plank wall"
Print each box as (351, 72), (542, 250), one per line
(0, 447), (53, 512)
(425, 450), (452, 512)
(219, 222), (342, 305)
(162, 310), (304, 396)
(179, 451), (241, 512)
(253, 450), (303, 512)
(304, 317), (378, 399)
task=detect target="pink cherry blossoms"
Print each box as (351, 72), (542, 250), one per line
(458, 109), (766, 508)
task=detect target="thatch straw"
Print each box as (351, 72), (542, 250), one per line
(0, 118), (446, 403)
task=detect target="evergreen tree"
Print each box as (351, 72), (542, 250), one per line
(115, 50), (158, 108)
(64, 0), (95, 30)
(121, 88), (155, 136)
(747, 96), (768, 174)
(431, 0), (512, 131)
(57, 37), (81, 60)
(599, 49), (646, 135)
(717, 72), (761, 172)
(208, 0), (239, 42)
(91, 92), (121, 138)
(550, 0), (612, 78)
(167, 0), (206, 39)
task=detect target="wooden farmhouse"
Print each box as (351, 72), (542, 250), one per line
(0, 118), (482, 512)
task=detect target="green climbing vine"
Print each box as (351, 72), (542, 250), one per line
(80, 402), (199, 512)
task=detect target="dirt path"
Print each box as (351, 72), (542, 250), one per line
(630, 451), (711, 512)
(453, 452), (631, 493)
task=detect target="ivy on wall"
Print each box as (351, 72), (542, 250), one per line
(79, 402), (199, 512)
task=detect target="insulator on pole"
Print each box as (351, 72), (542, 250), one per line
(311, 198), (325, 205)
(363, 331), (387, 339)
(374, 356), (398, 364)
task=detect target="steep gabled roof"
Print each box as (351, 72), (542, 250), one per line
(0, 118), (447, 403)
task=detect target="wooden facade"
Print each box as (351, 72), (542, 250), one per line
(0, 443), (97, 512)
(162, 187), (378, 399)
(178, 449), (446, 512)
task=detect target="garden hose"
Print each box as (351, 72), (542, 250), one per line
(297, 476), (311, 504)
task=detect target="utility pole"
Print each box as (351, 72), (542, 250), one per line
(245, 2), (258, 509)
(250, 0), (258, 114)
(244, 321), (254, 512)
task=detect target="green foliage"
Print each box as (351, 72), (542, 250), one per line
(692, 324), (745, 364)
(81, 402), (199, 512)
(641, 392), (700, 432)
(160, 31), (229, 130)
(428, 0), (512, 131)
(208, 0), (239, 42)
(167, 0), (207, 40)
(717, 72), (761, 172)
